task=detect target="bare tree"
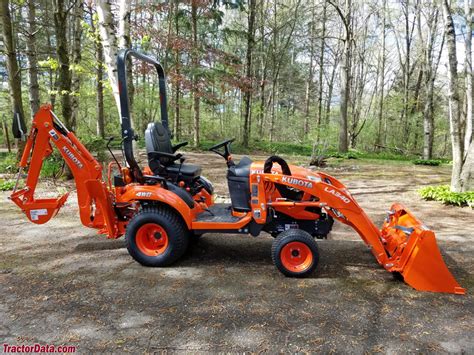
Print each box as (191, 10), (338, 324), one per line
(375, 0), (387, 149)
(172, 0), (181, 140)
(25, 0), (40, 117)
(316, 1), (328, 138)
(464, 0), (473, 156)
(53, 0), (72, 128)
(329, 0), (352, 152)
(70, 0), (84, 130)
(243, 0), (257, 147)
(0, 0), (27, 158)
(442, 0), (470, 191)
(191, 0), (200, 146)
(96, 0), (119, 111)
(303, 2), (316, 138)
(422, 5), (442, 160)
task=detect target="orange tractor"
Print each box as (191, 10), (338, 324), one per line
(10, 50), (465, 294)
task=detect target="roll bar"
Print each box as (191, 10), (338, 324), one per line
(116, 49), (169, 181)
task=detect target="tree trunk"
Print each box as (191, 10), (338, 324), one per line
(70, 0), (83, 131)
(443, 0), (464, 192)
(25, 0), (40, 118)
(1, 0), (27, 160)
(44, 0), (57, 108)
(422, 8), (440, 160)
(459, 0), (474, 190)
(173, 0), (181, 140)
(243, 0), (256, 147)
(258, 61), (267, 137)
(53, 0), (72, 129)
(402, 0), (411, 140)
(257, 0), (268, 137)
(191, 1), (200, 146)
(317, 1), (327, 137)
(339, 33), (350, 152)
(91, 11), (105, 138)
(465, 0), (473, 157)
(96, 42), (105, 138)
(303, 3), (316, 138)
(118, 0), (133, 106)
(324, 58), (337, 125)
(460, 141), (474, 190)
(96, 0), (120, 111)
(269, 81), (278, 142)
(375, 0), (386, 149)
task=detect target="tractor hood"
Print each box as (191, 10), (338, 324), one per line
(250, 161), (323, 181)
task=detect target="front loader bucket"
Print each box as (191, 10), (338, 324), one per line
(381, 203), (466, 295)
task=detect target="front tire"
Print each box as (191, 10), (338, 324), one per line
(272, 229), (319, 277)
(126, 207), (189, 267)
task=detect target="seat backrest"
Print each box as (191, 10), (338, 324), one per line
(145, 122), (174, 166)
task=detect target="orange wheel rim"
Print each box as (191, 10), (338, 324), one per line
(280, 241), (313, 272)
(135, 223), (169, 256)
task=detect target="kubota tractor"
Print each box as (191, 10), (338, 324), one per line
(9, 50), (465, 294)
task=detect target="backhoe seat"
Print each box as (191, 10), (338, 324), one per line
(145, 122), (201, 179)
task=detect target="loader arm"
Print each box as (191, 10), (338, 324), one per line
(10, 105), (118, 238)
(252, 171), (466, 294)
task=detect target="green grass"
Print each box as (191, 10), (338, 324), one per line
(0, 179), (16, 191)
(40, 156), (64, 178)
(419, 185), (474, 207)
(0, 152), (17, 173)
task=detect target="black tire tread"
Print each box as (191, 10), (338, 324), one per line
(271, 229), (319, 278)
(125, 206), (189, 267)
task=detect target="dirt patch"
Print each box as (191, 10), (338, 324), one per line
(1, 152), (473, 353)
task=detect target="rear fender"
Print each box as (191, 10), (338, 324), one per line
(118, 185), (194, 229)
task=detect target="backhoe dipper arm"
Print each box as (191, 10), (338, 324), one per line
(10, 105), (118, 237)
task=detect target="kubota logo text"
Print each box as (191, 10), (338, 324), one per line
(62, 146), (83, 169)
(136, 192), (152, 197)
(281, 176), (313, 188)
(324, 187), (350, 204)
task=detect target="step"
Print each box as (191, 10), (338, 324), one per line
(194, 203), (242, 223)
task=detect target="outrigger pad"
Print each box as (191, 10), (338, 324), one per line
(381, 203), (466, 295)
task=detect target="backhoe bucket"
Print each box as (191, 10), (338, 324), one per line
(381, 203), (466, 295)
(10, 188), (69, 225)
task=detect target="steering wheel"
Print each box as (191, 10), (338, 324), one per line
(263, 155), (292, 175)
(209, 138), (235, 151)
(209, 138), (235, 164)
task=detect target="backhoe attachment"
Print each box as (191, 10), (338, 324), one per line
(10, 105), (119, 238)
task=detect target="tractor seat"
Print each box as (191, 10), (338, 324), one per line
(145, 122), (201, 179)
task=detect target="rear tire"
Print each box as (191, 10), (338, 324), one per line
(126, 207), (189, 267)
(272, 229), (319, 277)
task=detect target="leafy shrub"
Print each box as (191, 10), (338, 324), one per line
(329, 151), (360, 159)
(0, 153), (17, 173)
(82, 136), (108, 162)
(40, 157), (63, 178)
(0, 179), (16, 191)
(413, 159), (442, 166)
(419, 185), (474, 207)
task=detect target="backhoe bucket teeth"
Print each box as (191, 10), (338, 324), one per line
(381, 203), (466, 295)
